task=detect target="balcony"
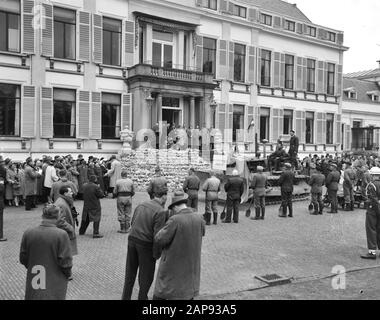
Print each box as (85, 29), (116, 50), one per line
(127, 64), (215, 87)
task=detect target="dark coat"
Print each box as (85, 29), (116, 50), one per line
(183, 175), (200, 199)
(224, 176), (244, 200)
(19, 220), (72, 300)
(94, 165), (105, 192)
(147, 176), (168, 199)
(82, 182), (104, 222)
(308, 172), (325, 194)
(289, 135), (299, 155)
(326, 171), (341, 191)
(251, 173), (268, 196)
(278, 170), (295, 192)
(154, 208), (205, 300)
(77, 164), (88, 194)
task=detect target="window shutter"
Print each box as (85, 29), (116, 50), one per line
(344, 124), (351, 150)
(296, 23), (303, 34)
(336, 64), (343, 96)
(218, 39), (228, 79)
(335, 114), (341, 145)
(220, 0), (228, 12)
(228, 41), (234, 80)
(317, 60), (324, 93)
(248, 8), (257, 22)
(280, 53), (285, 88)
(295, 111), (305, 144)
(278, 109), (284, 139)
(93, 14), (103, 64)
(77, 91), (90, 139)
(79, 11), (90, 61)
(247, 46), (256, 83)
(324, 61), (330, 94)
(124, 19), (134, 67)
(195, 35), (203, 72)
(245, 105), (254, 142)
(257, 48), (262, 85)
(273, 52), (280, 88)
(40, 87), (53, 138)
(316, 113), (326, 144)
(302, 58), (307, 91)
(91, 92), (101, 139)
(41, 3), (53, 57)
(254, 106), (260, 137)
(317, 28), (327, 40)
(22, 0), (35, 54)
(228, 1), (234, 14)
(337, 33), (344, 45)
(296, 56), (303, 91)
(21, 86), (36, 138)
(271, 108), (279, 143)
(273, 16), (281, 28)
(225, 104), (233, 143)
(121, 93), (132, 131)
(217, 103), (226, 131)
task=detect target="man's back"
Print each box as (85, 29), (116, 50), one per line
(225, 176), (244, 199)
(279, 170), (295, 191)
(309, 173), (325, 193)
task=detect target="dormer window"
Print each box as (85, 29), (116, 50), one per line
(305, 25), (316, 37)
(327, 31), (336, 42)
(348, 91), (356, 99)
(367, 90), (380, 102)
(284, 20), (295, 32)
(260, 13), (272, 26)
(231, 4), (247, 18)
(199, 0), (217, 10)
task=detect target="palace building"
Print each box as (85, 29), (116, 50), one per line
(0, 0), (347, 160)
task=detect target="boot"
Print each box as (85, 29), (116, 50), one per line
(260, 208), (265, 220)
(251, 208), (261, 220)
(93, 221), (104, 239)
(213, 212), (217, 225)
(350, 202), (355, 211)
(279, 205), (287, 218)
(344, 203), (350, 211)
(118, 222), (128, 234)
(288, 205), (293, 218)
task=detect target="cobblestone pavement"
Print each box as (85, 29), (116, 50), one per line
(0, 192), (378, 300)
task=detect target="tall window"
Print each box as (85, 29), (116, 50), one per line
(327, 32), (336, 42)
(53, 89), (76, 138)
(234, 43), (246, 82)
(326, 114), (334, 144)
(232, 105), (244, 142)
(54, 7), (76, 60)
(305, 25), (316, 37)
(231, 4), (247, 18)
(327, 63), (335, 95)
(0, 83), (20, 136)
(261, 49), (271, 87)
(306, 112), (314, 144)
(260, 13), (272, 26)
(283, 110), (293, 135)
(284, 20), (295, 32)
(307, 59), (316, 92)
(103, 17), (122, 66)
(0, 0), (20, 53)
(284, 55), (294, 89)
(200, 0), (217, 10)
(152, 30), (173, 68)
(102, 93), (121, 139)
(202, 37), (216, 76)
(260, 107), (270, 141)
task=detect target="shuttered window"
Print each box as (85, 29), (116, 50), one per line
(232, 105), (244, 142)
(103, 17), (121, 66)
(307, 59), (316, 92)
(53, 88), (76, 138)
(234, 43), (245, 82)
(327, 63), (335, 95)
(326, 113), (334, 144)
(261, 49), (271, 87)
(283, 109), (293, 135)
(305, 112), (314, 144)
(0, 0), (21, 53)
(0, 84), (20, 136)
(102, 93), (121, 139)
(54, 7), (76, 60)
(203, 37), (216, 76)
(304, 25), (316, 37)
(284, 20), (295, 32)
(259, 107), (270, 141)
(285, 54), (294, 89)
(260, 13), (272, 26)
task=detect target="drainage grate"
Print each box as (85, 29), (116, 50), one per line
(255, 274), (292, 286)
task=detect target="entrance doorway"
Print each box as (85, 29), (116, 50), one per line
(162, 108), (180, 129)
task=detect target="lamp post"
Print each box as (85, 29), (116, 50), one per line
(145, 91), (154, 129)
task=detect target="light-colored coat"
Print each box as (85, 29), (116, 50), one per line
(44, 165), (58, 188)
(106, 159), (122, 188)
(154, 208), (205, 300)
(202, 176), (221, 201)
(24, 165), (40, 196)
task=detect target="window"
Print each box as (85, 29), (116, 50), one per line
(284, 55), (294, 89)
(307, 59), (316, 92)
(201, 0), (217, 10)
(103, 17), (122, 66)
(283, 110), (293, 135)
(326, 114), (334, 144)
(53, 89), (76, 138)
(0, 0), (20, 53)
(231, 4), (247, 18)
(353, 120), (362, 128)
(327, 32), (336, 42)
(327, 63), (335, 95)
(232, 105), (244, 142)
(0, 83), (20, 136)
(347, 91), (356, 99)
(102, 93), (121, 139)
(305, 112), (314, 144)
(260, 13), (272, 26)
(374, 95), (380, 102)
(305, 25), (316, 37)
(234, 43), (246, 82)
(202, 37), (216, 76)
(259, 107), (270, 141)
(284, 20), (295, 32)
(152, 30), (173, 68)
(260, 49), (271, 87)
(54, 7), (76, 60)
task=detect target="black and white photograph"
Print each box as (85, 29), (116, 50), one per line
(0, 0), (380, 309)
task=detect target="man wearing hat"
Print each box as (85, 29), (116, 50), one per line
(343, 161), (356, 211)
(325, 163), (341, 214)
(153, 190), (205, 300)
(250, 166), (268, 220)
(147, 166), (168, 200)
(361, 167), (380, 259)
(224, 169), (245, 224)
(121, 185), (168, 300)
(0, 156), (6, 241)
(105, 155), (122, 196)
(289, 130), (299, 169)
(308, 166), (326, 215)
(24, 157), (41, 211)
(19, 205), (73, 300)
(278, 163), (295, 218)
(182, 168), (200, 211)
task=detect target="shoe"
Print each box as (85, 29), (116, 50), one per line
(250, 217), (260, 220)
(205, 222), (211, 226)
(319, 212), (323, 215)
(360, 252), (376, 260)
(288, 215), (293, 218)
(279, 214), (287, 218)
(93, 234), (104, 239)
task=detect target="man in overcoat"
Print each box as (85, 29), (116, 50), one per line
(308, 167), (326, 215)
(79, 175), (104, 238)
(278, 163), (295, 218)
(153, 190), (205, 300)
(224, 169), (244, 224)
(147, 166), (168, 200)
(250, 166), (268, 220)
(24, 157), (41, 211)
(19, 205), (72, 300)
(202, 171), (221, 225)
(325, 163), (341, 213)
(182, 167), (200, 211)
(105, 155), (122, 195)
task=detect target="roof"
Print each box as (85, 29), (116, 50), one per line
(241, 0), (311, 23)
(344, 68), (380, 79)
(342, 78), (380, 104)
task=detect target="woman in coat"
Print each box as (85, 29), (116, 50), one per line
(77, 160), (88, 200)
(24, 158), (41, 211)
(5, 162), (16, 206)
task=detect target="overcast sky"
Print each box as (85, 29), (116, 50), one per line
(292, 0), (380, 73)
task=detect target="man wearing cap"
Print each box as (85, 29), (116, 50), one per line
(24, 157), (41, 211)
(19, 205), (73, 300)
(121, 186), (168, 300)
(147, 166), (168, 200)
(308, 166), (326, 215)
(202, 171), (221, 225)
(182, 168), (200, 211)
(153, 190), (205, 300)
(250, 166), (268, 220)
(325, 163), (341, 214)
(0, 156), (6, 242)
(278, 163), (295, 218)
(361, 167), (380, 259)
(224, 169), (244, 224)
(343, 161), (356, 211)
(289, 130), (299, 169)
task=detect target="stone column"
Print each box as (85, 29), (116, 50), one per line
(157, 93), (162, 123)
(190, 96), (195, 128)
(199, 97), (205, 128)
(205, 99), (211, 129)
(146, 24), (153, 64)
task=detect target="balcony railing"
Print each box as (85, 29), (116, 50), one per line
(128, 64), (214, 83)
